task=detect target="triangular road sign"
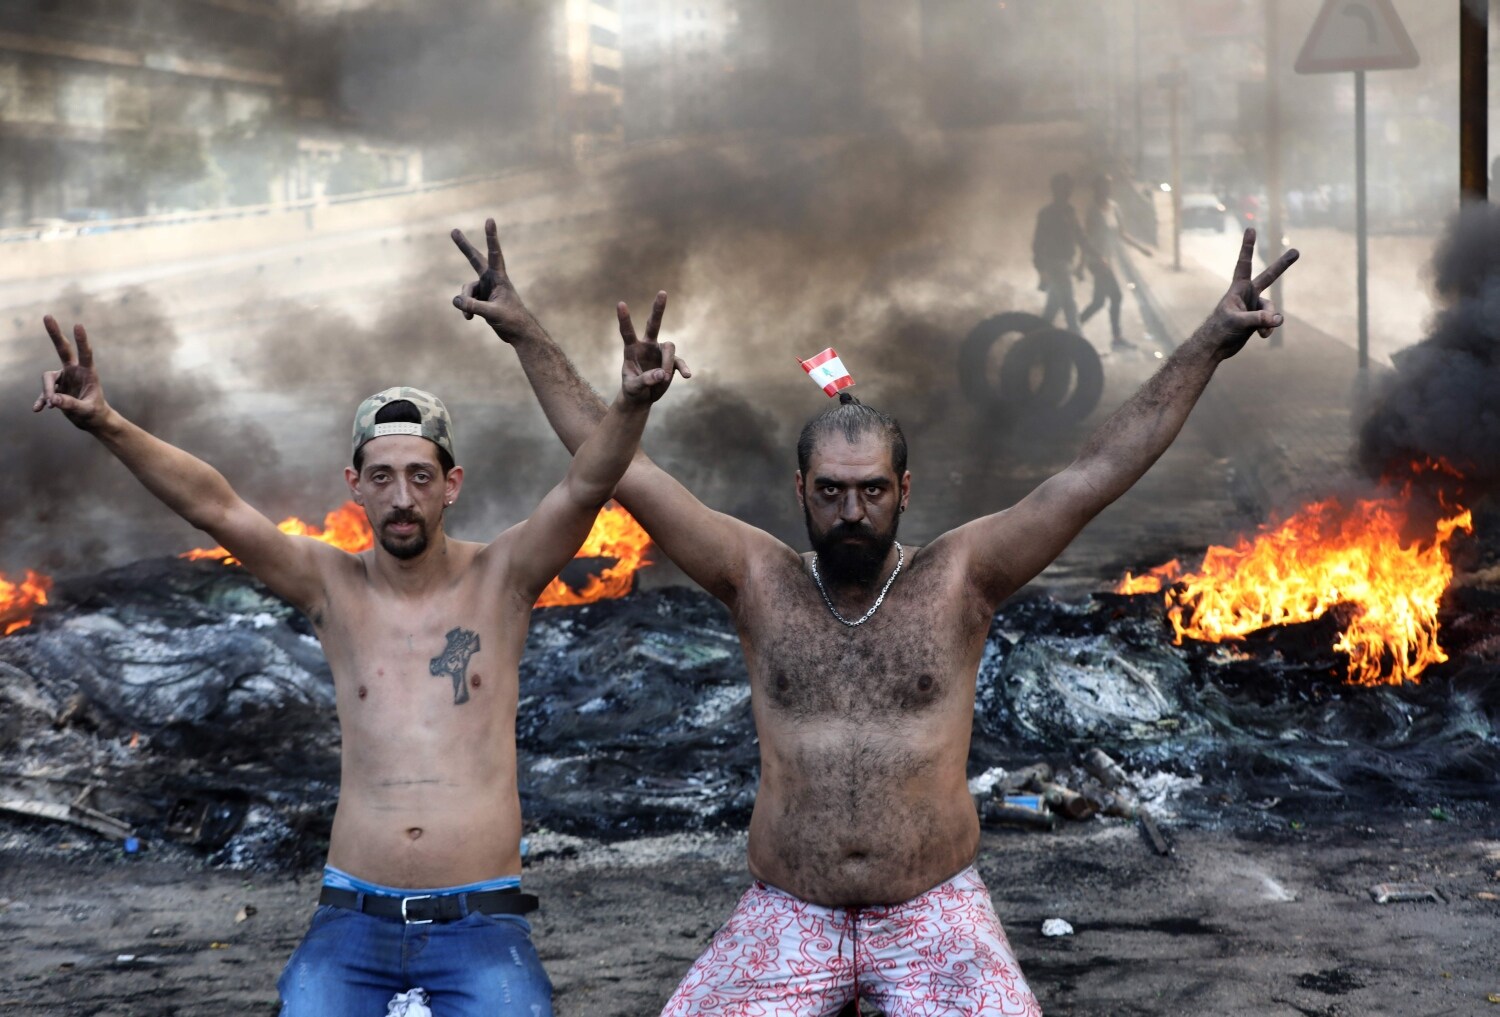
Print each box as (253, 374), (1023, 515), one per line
(1296, 0), (1419, 74)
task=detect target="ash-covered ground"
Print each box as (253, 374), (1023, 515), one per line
(2, 551), (1498, 1015)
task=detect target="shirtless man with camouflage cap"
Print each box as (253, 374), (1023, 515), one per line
(452, 219), (1296, 1015)
(32, 306), (682, 1016)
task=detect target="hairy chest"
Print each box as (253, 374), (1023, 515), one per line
(743, 554), (984, 720)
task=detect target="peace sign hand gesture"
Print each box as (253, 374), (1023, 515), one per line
(33, 315), (110, 431)
(451, 218), (538, 342)
(617, 292), (692, 405)
(1206, 228), (1299, 360)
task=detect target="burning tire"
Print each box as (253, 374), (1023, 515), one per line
(958, 313), (1104, 426)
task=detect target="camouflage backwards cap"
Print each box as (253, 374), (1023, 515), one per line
(351, 387), (455, 462)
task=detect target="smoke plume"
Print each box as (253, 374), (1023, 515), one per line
(1357, 204), (1500, 497)
(2, 288), (283, 571)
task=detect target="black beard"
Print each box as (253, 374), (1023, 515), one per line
(380, 530), (429, 560)
(380, 509), (430, 560)
(806, 510), (898, 587)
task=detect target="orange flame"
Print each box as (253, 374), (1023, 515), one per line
(0, 569), (52, 635)
(536, 502), (653, 608)
(1117, 558), (1182, 595)
(1116, 487), (1473, 686)
(181, 502), (375, 564)
(182, 500), (653, 607)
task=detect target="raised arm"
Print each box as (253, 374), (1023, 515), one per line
(948, 229), (1298, 607)
(32, 316), (335, 615)
(450, 219), (780, 606)
(493, 326), (671, 601)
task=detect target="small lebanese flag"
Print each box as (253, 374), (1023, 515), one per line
(798, 347), (855, 397)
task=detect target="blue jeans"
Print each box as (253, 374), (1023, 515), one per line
(276, 903), (553, 1016)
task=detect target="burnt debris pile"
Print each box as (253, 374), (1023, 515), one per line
(1, 555), (1498, 869)
(514, 586), (758, 837)
(973, 589), (1500, 806)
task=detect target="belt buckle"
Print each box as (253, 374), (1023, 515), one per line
(400, 894), (435, 925)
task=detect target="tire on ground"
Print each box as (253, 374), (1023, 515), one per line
(958, 313), (1105, 425)
(998, 328), (1104, 426)
(957, 312), (1050, 412)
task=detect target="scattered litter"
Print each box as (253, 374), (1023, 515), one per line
(1256, 874), (1297, 903)
(123, 837), (140, 854)
(1041, 918), (1074, 937)
(1487, 992), (1500, 1004)
(967, 751), (1183, 853)
(1035, 780), (1098, 820)
(1430, 807), (1451, 822)
(234, 904), (256, 923)
(387, 988), (432, 1017)
(1369, 882), (1443, 904)
(208, 942), (229, 950)
(1137, 810), (1173, 856)
(1083, 748), (1129, 790)
(0, 795), (132, 840)
(113, 954), (163, 967)
(978, 795), (1056, 832)
(966, 766), (1009, 797)
(164, 793), (250, 850)
(1475, 892), (1498, 902)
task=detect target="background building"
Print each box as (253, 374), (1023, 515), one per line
(618, 0), (734, 142)
(557, 0), (625, 158)
(0, 0), (426, 228)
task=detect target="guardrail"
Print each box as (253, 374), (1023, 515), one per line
(0, 171), (519, 244)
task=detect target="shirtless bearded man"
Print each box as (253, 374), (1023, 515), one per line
(451, 221), (1296, 1015)
(32, 305), (679, 1016)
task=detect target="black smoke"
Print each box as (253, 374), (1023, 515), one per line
(2, 288), (283, 572)
(1356, 204), (1500, 497)
(6, 0), (1121, 577)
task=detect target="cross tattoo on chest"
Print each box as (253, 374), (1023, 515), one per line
(429, 627), (481, 705)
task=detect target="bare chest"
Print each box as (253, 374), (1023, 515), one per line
(317, 583), (523, 720)
(744, 554), (983, 720)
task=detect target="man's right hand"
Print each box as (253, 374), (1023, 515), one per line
(33, 315), (109, 431)
(450, 218), (539, 342)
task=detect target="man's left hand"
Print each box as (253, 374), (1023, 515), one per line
(617, 292), (691, 405)
(1205, 228), (1299, 360)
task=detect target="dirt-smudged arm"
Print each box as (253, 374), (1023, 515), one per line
(493, 331), (669, 603)
(450, 218), (781, 608)
(31, 315), (335, 617)
(943, 229), (1299, 608)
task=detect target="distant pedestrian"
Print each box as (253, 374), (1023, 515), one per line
(1080, 174), (1154, 351)
(1032, 172), (1087, 334)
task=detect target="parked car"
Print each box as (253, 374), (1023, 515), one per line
(1180, 193), (1227, 232)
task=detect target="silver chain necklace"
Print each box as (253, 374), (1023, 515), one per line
(810, 542), (904, 627)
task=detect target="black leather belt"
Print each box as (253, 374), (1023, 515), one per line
(319, 885), (539, 924)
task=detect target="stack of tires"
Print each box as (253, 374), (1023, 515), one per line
(958, 313), (1103, 427)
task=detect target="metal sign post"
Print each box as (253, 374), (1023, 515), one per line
(1157, 66), (1186, 272)
(1355, 68), (1368, 369)
(1295, 0), (1419, 371)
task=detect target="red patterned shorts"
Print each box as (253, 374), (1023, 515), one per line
(660, 866), (1041, 1016)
